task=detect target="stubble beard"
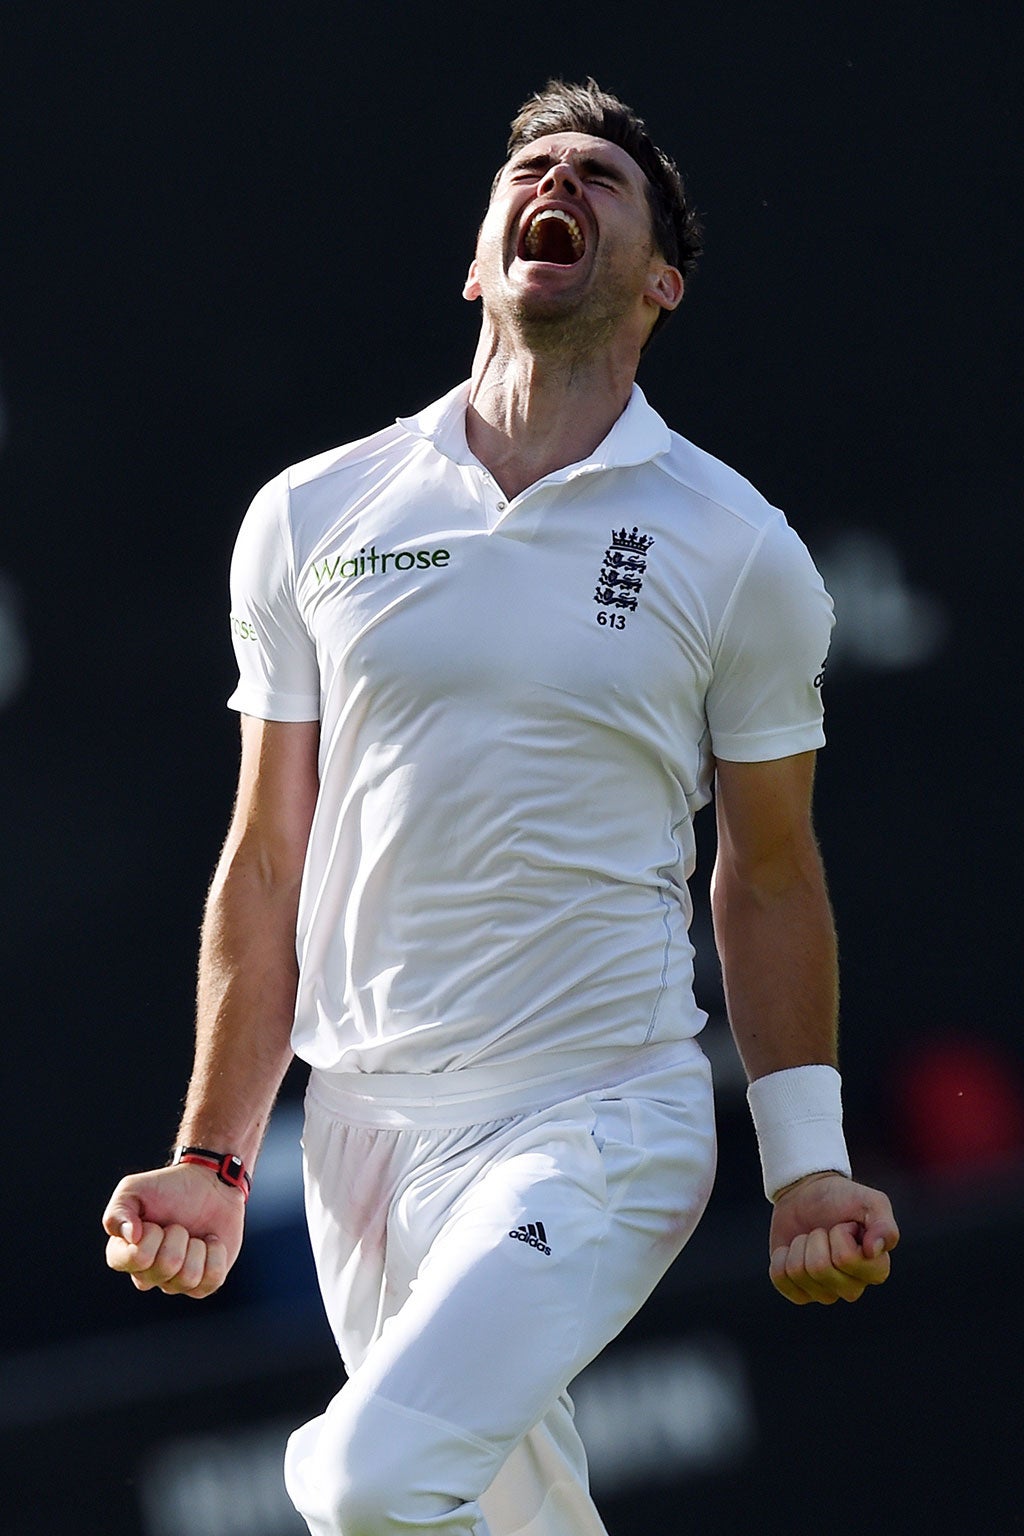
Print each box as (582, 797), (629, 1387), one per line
(497, 276), (635, 364)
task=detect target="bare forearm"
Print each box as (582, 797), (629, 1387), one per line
(712, 861), (839, 1081)
(178, 852), (300, 1167)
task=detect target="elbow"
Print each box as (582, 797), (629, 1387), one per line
(212, 831), (306, 902)
(712, 839), (828, 913)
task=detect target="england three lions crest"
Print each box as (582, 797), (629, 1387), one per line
(593, 526), (654, 629)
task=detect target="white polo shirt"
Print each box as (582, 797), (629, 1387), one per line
(228, 381), (833, 1092)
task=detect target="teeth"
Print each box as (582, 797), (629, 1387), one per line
(524, 208), (584, 259)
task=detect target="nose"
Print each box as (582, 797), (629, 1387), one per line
(537, 159), (580, 199)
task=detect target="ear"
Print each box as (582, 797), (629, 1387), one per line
(463, 258), (482, 302)
(646, 261), (684, 314)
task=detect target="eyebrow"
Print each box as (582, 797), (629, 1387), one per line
(506, 151), (631, 185)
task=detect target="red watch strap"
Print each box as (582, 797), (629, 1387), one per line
(173, 1145), (252, 1200)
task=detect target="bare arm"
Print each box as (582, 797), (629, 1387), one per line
(181, 714), (320, 1164)
(103, 715), (319, 1297)
(712, 751), (898, 1303)
(711, 751), (838, 1079)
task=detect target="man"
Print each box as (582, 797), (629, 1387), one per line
(104, 80), (898, 1536)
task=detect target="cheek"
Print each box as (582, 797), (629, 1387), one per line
(602, 226), (656, 278)
(481, 192), (524, 255)
(472, 223), (512, 287)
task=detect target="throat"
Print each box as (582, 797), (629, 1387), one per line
(465, 372), (630, 501)
(466, 325), (637, 497)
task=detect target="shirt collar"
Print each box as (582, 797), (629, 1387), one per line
(396, 379), (672, 474)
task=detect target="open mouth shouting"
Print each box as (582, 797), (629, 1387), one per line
(517, 206), (587, 266)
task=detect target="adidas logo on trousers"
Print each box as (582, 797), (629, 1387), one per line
(508, 1221), (551, 1255)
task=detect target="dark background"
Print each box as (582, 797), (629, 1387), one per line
(1, 4), (1021, 1532)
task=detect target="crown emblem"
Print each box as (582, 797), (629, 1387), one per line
(610, 526), (655, 554)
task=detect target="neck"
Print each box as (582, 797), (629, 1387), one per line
(465, 322), (640, 500)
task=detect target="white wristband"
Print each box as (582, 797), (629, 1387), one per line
(747, 1065), (852, 1202)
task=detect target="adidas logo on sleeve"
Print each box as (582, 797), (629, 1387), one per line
(508, 1221), (551, 1256)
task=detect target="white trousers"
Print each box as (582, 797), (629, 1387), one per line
(284, 1045), (717, 1536)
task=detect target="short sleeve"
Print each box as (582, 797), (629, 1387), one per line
(226, 474), (321, 721)
(706, 514), (833, 763)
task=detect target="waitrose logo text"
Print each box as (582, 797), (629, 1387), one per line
(312, 546), (451, 584)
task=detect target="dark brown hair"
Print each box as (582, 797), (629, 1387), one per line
(505, 78), (703, 339)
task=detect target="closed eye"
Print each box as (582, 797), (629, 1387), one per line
(507, 155), (555, 181)
(578, 158), (627, 189)
(504, 153), (628, 190)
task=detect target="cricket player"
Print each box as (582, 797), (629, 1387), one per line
(104, 79), (899, 1536)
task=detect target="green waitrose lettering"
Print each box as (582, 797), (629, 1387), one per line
(312, 546), (451, 585)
